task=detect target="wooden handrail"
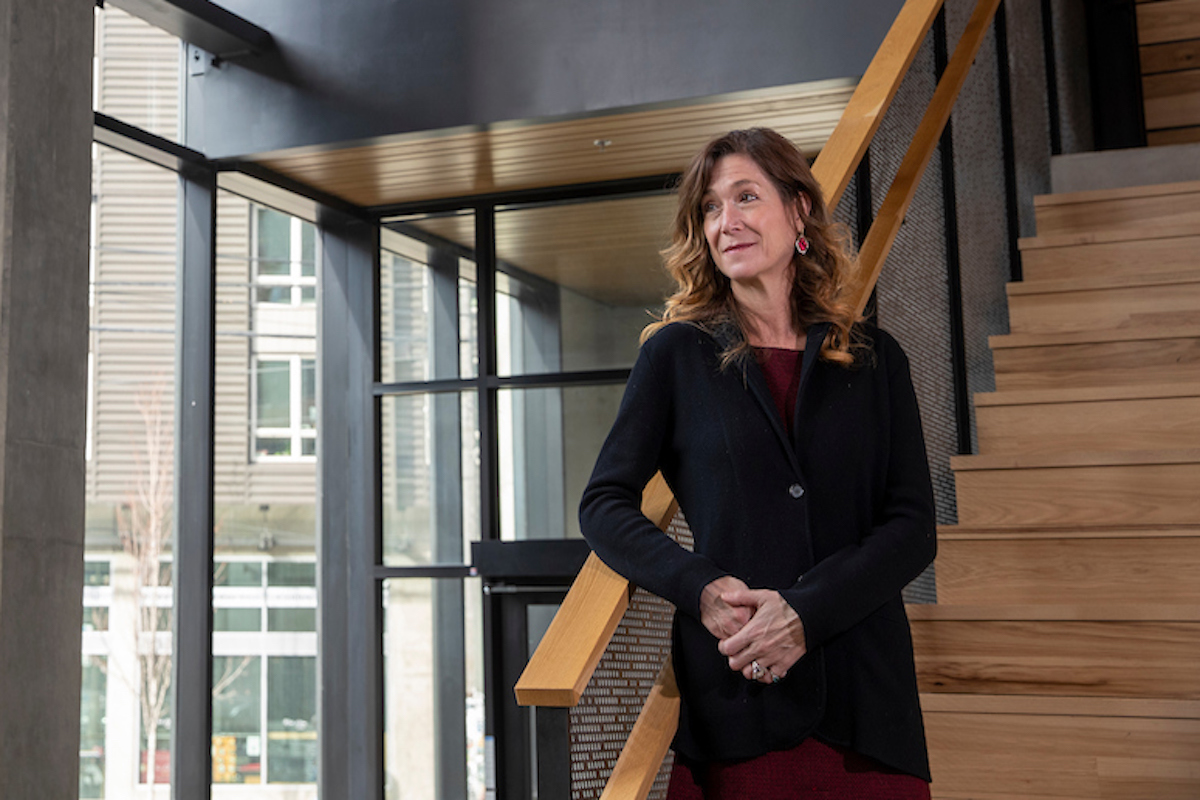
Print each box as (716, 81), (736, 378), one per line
(514, 0), (1002, 794)
(513, 473), (678, 706)
(851, 0), (1004, 318)
(811, 0), (946, 208)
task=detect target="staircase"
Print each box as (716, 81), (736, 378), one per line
(912, 179), (1200, 798)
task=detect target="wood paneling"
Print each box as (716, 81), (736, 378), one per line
(1138, 0), (1200, 45)
(254, 80), (857, 208)
(936, 535), (1200, 604)
(953, 456), (1200, 527)
(1006, 274), (1200, 334)
(1032, 180), (1200, 236)
(925, 708), (1200, 800)
(1148, 125), (1200, 145)
(1018, 227), (1200, 283)
(1144, 70), (1200, 130)
(990, 327), (1200, 390)
(1141, 39), (1200, 73)
(913, 618), (1200, 698)
(975, 387), (1200, 453)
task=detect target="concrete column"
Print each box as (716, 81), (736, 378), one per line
(0, 0), (95, 797)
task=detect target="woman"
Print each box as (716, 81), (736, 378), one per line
(579, 128), (936, 799)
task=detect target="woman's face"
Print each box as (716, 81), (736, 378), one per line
(702, 153), (807, 289)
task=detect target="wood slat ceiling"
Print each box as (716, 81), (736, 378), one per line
(253, 78), (857, 209)
(401, 194), (678, 307)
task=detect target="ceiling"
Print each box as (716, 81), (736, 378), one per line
(401, 194), (679, 307)
(251, 78), (857, 210)
(256, 78), (856, 308)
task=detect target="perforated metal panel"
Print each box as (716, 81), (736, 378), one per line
(568, 514), (693, 799)
(945, 0), (1013, 452)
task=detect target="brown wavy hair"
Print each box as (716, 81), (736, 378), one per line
(643, 127), (864, 368)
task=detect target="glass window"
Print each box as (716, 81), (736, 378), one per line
(215, 608), (263, 632)
(268, 608), (316, 632)
(253, 206), (318, 305)
(215, 188), (318, 790)
(493, 195), (674, 376)
(384, 578), (485, 800)
(382, 392), (480, 566)
(381, 216), (479, 383)
(255, 207), (292, 276)
(84, 143), (178, 793)
(84, 561), (111, 587)
(212, 656), (263, 784)
(499, 384), (625, 540)
(254, 356), (317, 460)
(216, 561), (264, 587)
(256, 359), (291, 428)
(267, 657), (318, 783)
(93, 5), (182, 143)
(268, 562), (316, 587)
(79, 657), (107, 799)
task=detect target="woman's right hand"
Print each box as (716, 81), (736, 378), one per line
(699, 575), (753, 639)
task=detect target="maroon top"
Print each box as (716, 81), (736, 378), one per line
(755, 346), (803, 435)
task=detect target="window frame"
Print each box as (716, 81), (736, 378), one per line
(252, 354), (317, 462)
(251, 205), (317, 308)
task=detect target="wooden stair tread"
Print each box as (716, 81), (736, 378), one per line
(938, 522), (1200, 540)
(974, 381), (1200, 407)
(951, 447), (1200, 471)
(905, 603), (1200, 621)
(1033, 177), (1200, 208)
(1018, 221), (1200, 250)
(920, 693), (1200, 719)
(990, 322), (1200, 348)
(1005, 268), (1200, 296)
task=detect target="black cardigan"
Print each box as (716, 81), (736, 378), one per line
(579, 321), (936, 780)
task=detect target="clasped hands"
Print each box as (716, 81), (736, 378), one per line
(699, 575), (807, 685)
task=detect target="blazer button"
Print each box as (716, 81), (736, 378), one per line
(788, 483), (804, 498)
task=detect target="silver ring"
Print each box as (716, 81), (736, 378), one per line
(770, 669), (781, 684)
(750, 660), (764, 681)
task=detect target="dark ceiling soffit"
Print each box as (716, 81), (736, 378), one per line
(106, 0), (273, 59)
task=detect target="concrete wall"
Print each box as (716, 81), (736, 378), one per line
(0, 1), (94, 797)
(185, 0), (904, 158)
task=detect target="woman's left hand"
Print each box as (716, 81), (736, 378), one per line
(716, 589), (807, 684)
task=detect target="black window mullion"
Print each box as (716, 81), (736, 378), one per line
(172, 162), (217, 800)
(476, 204), (500, 544)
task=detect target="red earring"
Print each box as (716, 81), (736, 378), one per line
(795, 233), (810, 255)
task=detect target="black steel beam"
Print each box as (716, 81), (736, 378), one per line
(220, 159), (368, 220)
(994, 1), (1024, 283)
(1040, 0), (1063, 155)
(318, 211), (383, 800)
(171, 162), (217, 800)
(373, 368), (631, 397)
(107, 0), (272, 58)
(94, 111), (208, 172)
(934, 10), (973, 457)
